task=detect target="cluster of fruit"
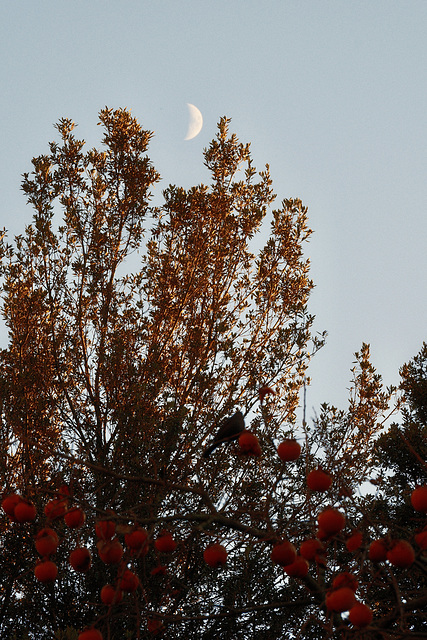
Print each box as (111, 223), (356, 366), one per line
(238, 431), (262, 456)
(272, 441), (427, 628)
(0, 486), (231, 638)
(2, 463), (426, 637)
(269, 509), (374, 626)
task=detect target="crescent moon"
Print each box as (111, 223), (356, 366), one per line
(185, 103), (203, 140)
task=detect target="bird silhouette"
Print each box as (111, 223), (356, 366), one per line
(203, 411), (245, 458)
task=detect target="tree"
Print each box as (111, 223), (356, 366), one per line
(0, 108), (425, 639)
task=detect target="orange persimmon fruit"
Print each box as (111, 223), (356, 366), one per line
(283, 555), (309, 577)
(64, 507), (86, 529)
(69, 547), (92, 572)
(368, 538), (388, 562)
(35, 527), (59, 556)
(203, 543), (227, 567)
(307, 469), (332, 492)
(97, 538), (124, 564)
(326, 587), (356, 612)
(411, 485), (427, 512)
(34, 559), (58, 583)
(386, 540), (415, 568)
(155, 532), (177, 553)
(100, 584), (123, 605)
(238, 432), (261, 456)
(125, 527), (149, 553)
(277, 439), (301, 461)
(271, 540), (297, 567)
(349, 602), (373, 628)
(317, 508), (345, 535)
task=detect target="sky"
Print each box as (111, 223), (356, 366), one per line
(1, 1), (426, 421)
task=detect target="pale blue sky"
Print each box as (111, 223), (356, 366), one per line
(1, 1), (426, 418)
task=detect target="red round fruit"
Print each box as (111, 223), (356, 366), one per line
(386, 540), (415, 568)
(299, 538), (324, 562)
(332, 572), (358, 592)
(2, 493), (22, 519)
(118, 569), (139, 592)
(316, 528), (331, 541)
(97, 538), (123, 564)
(78, 629), (103, 640)
(34, 559), (58, 583)
(64, 507), (85, 529)
(69, 547), (92, 572)
(14, 500), (37, 523)
(369, 539), (387, 562)
(239, 431), (261, 456)
(203, 543), (227, 567)
(325, 587), (356, 612)
(44, 498), (67, 520)
(283, 555), (309, 577)
(271, 540), (297, 567)
(411, 485), (427, 512)
(307, 468), (332, 492)
(125, 527), (149, 552)
(317, 508), (345, 535)
(95, 519), (116, 540)
(349, 602), (373, 628)
(277, 439), (301, 461)
(35, 528), (59, 556)
(100, 584), (123, 605)
(346, 531), (363, 552)
(147, 618), (164, 635)
(155, 533), (177, 553)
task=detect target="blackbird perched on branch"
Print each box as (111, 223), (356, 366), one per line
(203, 411), (245, 458)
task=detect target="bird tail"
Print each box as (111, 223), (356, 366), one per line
(202, 443), (216, 458)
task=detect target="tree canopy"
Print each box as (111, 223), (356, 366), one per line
(0, 108), (425, 640)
